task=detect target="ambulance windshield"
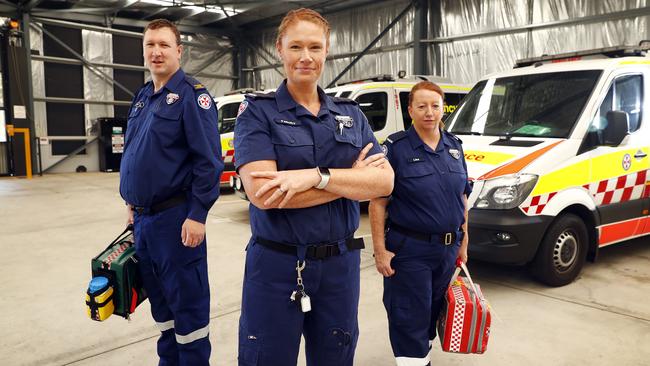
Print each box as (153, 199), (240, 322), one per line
(447, 70), (602, 138)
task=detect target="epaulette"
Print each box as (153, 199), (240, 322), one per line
(331, 96), (357, 105)
(385, 130), (408, 144)
(246, 91), (276, 99)
(183, 75), (206, 90)
(444, 130), (463, 144)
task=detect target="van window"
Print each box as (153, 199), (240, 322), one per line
(325, 92), (337, 97)
(340, 91), (352, 98)
(218, 102), (239, 134)
(444, 93), (465, 120)
(399, 92), (412, 129)
(615, 75), (643, 132)
(356, 92), (388, 131)
(588, 74), (643, 136)
(448, 70), (602, 138)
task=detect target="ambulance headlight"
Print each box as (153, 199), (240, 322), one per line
(474, 174), (538, 210)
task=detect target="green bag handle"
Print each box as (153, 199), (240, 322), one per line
(94, 224), (134, 261)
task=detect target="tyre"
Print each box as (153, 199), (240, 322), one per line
(531, 213), (588, 286)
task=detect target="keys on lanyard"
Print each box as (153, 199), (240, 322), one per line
(289, 260), (311, 312)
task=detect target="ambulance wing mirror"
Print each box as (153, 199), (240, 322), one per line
(603, 110), (629, 146)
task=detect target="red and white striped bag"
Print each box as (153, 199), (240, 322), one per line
(437, 260), (491, 354)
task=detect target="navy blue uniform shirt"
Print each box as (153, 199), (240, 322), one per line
(384, 127), (471, 234)
(119, 68), (223, 224)
(234, 80), (382, 245)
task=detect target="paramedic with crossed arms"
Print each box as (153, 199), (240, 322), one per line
(234, 8), (394, 366)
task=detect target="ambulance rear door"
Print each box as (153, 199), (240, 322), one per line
(580, 68), (650, 246)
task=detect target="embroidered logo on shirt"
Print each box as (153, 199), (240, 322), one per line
(134, 101), (145, 109)
(449, 148), (461, 160)
(334, 115), (354, 128)
(194, 83), (205, 89)
(166, 93), (180, 105)
(237, 100), (248, 117)
(381, 144), (388, 156)
(197, 93), (212, 110)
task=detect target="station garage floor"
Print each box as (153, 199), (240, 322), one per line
(1, 172), (649, 366)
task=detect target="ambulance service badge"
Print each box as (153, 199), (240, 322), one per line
(166, 93), (180, 105)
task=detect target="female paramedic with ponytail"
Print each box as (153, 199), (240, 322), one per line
(369, 81), (471, 366)
(234, 8), (394, 366)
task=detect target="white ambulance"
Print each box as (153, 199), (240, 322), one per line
(215, 89), (254, 187)
(229, 75), (472, 196)
(447, 44), (650, 286)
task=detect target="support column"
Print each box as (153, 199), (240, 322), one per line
(413, 0), (429, 75)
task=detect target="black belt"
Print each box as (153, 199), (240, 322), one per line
(254, 237), (365, 260)
(389, 223), (462, 246)
(133, 192), (186, 215)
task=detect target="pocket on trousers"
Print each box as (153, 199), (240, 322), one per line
(390, 296), (412, 326)
(385, 230), (407, 255)
(181, 257), (208, 296)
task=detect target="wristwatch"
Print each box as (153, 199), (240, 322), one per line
(315, 167), (331, 189)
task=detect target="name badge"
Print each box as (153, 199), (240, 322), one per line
(274, 118), (300, 126)
(408, 157), (424, 163)
(134, 101), (145, 109)
(449, 148), (460, 160)
(335, 115), (354, 128)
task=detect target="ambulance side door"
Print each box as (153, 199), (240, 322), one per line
(582, 71), (648, 244)
(353, 88), (394, 143)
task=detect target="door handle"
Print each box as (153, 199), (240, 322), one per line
(634, 151), (647, 159)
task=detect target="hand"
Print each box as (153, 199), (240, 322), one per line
(126, 205), (134, 225)
(181, 218), (205, 247)
(353, 143), (387, 169)
(251, 168), (321, 208)
(457, 232), (469, 264)
(374, 249), (396, 277)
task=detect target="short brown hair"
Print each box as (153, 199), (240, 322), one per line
(276, 8), (330, 46)
(408, 81), (445, 107)
(144, 18), (181, 45)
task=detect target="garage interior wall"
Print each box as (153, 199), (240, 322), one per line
(434, 0), (650, 84)
(247, 0), (415, 90)
(29, 24), (233, 173)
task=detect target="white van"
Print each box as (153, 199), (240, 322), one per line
(446, 44), (650, 286)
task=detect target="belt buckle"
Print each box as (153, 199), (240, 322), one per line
(444, 232), (453, 246)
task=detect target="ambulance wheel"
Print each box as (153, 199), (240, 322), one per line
(531, 214), (587, 287)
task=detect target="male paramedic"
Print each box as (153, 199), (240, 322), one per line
(119, 18), (223, 365)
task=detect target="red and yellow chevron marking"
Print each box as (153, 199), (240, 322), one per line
(479, 141), (564, 180)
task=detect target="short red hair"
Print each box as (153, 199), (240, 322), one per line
(144, 18), (181, 46)
(276, 8), (330, 46)
(408, 81), (445, 107)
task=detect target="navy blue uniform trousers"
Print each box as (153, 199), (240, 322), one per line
(383, 228), (460, 365)
(238, 240), (360, 366)
(134, 201), (211, 366)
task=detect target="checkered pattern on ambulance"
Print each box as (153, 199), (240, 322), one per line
(520, 169), (650, 215)
(223, 149), (235, 164)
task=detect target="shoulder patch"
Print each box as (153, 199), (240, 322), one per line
(385, 130), (408, 144)
(197, 93), (212, 110)
(331, 96), (357, 105)
(237, 100), (248, 116)
(194, 83), (205, 90)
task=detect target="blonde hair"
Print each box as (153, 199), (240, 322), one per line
(276, 8), (330, 46)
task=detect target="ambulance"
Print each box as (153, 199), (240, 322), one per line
(447, 43), (650, 286)
(215, 89), (254, 187)
(229, 74), (472, 196)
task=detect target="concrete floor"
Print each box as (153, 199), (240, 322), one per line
(1, 172), (649, 366)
